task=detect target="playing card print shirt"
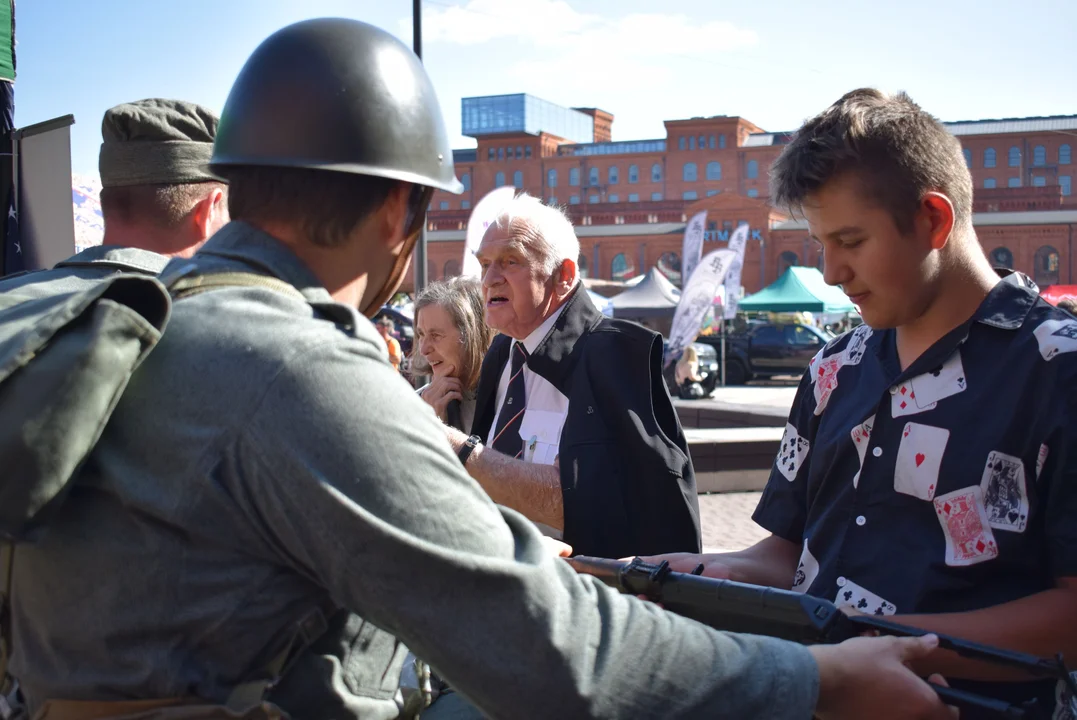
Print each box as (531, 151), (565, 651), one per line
(754, 271), (1077, 624)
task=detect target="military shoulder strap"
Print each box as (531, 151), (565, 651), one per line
(168, 272), (306, 303)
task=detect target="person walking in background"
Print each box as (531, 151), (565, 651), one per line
(377, 315), (403, 373)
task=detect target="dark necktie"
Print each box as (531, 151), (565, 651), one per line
(491, 342), (528, 459)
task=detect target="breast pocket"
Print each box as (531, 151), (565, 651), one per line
(518, 409), (564, 466)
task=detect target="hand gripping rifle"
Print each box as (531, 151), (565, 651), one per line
(567, 556), (1077, 720)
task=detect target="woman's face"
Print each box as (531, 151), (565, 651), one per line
(416, 304), (466, 379)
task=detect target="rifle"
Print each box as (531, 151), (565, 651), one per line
(567, 555), (1077, 720)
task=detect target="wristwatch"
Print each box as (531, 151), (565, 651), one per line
(457, 434), (482, 465)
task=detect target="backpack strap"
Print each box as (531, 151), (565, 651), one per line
(0, 541), (12, 696)
(169, 272), (306, 303)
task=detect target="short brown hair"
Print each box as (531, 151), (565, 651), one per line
(100, 181), (225, 229)
(410, 276), (495, 390)
(770, 88), (973, 234)
(217, 165), (397, 248)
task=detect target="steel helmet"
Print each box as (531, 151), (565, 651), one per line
(210, 17), (463, 195)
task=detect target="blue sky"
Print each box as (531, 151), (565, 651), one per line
(15, 0), (1077, 178)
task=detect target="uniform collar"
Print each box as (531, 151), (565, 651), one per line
(54, 245), (170, 275)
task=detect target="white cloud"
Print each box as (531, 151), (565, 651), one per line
(421, 0), (598, 45)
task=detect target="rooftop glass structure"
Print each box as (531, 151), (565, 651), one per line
(462, 94), (594, 143)
(557, 139), (666, 156)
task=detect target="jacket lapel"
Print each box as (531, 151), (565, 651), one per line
(526, 285), (602, 396)
(472, 333), (511, 441)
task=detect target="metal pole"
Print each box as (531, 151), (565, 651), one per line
(720, 316), (727, 387)
(412, 0), (428, 293)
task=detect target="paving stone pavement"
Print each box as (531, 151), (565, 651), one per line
(699, 491), (768, 553)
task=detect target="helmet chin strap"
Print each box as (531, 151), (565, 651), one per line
(360, 227), (420, 318)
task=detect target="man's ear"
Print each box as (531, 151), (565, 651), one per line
(918, 192), (956, 251)
(191, 186), (227, 241)
(558, 257), (578, 295)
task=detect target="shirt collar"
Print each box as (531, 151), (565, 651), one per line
(519, 300), (570, 355)
(972, 269), (1038, 331)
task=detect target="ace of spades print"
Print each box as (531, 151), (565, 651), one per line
(777, 423), (810, 482)
(980, 451), (1029, 533)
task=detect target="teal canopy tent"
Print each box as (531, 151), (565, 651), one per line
(738, 266), (856, 313)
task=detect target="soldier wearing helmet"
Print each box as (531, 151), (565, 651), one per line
(4, 18), (957, 720)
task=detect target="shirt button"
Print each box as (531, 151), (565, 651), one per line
(872, 447), (883, 457)
(836, 576), (847, 587)
(856, 515), (867, 526)
(889, 386), (898, 395)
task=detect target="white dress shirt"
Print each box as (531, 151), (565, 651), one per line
(490, 304), (570, 468)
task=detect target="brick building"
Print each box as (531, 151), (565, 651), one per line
(409, 94), (1077, 294)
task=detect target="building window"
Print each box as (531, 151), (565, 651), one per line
(609, 166), (619, 184)
(1008, 146), (1021, 167)
(709, 135), (716, 149)
(525, 146), (532, 158)
(1033, 145), (1046, 167)
(963, 149), (972, 168)
(548, 196), (557, 205)
(495, 172), (505, 187)
(698, 135), (706, 149)
(678, 137), (686, 151)
(570, 168), (580, 186)
(461, 173), (471, 191)
(1034, 245), (1061, 286)
(578, 253), (589, 279)
(1061, 145), (1072, 165)
(719, 134), (726, 149)
(608, 193), (619, 203)
(628, 164), (639, 183)
(651, 163), (662, 182)
(461, 200), (471, 210)
(1008, 177), (1021, 188)
(683, 162), (698, 182)
(438, 201), (450, 210)
(746, 160), (759, 179)
(689, 136), (696, 151)
(444, 259), (461, 277)
(588, 194), (599, 203)
(569, 195), (580, 204)
(706, 161), (722, 180)
(547, 169), (557, 187)
(706, 189), (720, 197)
(507, 147), (514, 159)
(488, 148), (496, 161)
(984, 178), (997, 189)
(984, 148), (996, 168)
(628, 193), (640, 202)
(990, 247), (1014, 269)
(611, 252), (635, 281)
(747, 188), (759, 198)
(589, 167), (599, 186)
(516, 146), (524, 159)
(1032, 175), (1046, 187)
(651, 192), (663, 201)
(1062, 175), (1072, 196)
(498, 147), (504, 161)
(513, 170), (524, 187)
(657, 251), (682, 285)
(779, 251), (800, 275)
(683, 191), (698, 200)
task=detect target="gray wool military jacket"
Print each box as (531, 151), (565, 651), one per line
(6, 222), (821, 720)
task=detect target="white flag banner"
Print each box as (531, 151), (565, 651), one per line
(723, 223), (750, 320)
(667, 248), (737, 365)
(462, 186), (517, 279)
(680, 210), (708, 288)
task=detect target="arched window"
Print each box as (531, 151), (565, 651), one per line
(719, 134), (726, 149)
(1009, 146), (1021, 167)
(984, 148), (997, 168)
(1033, 145), (1046, 167)
(689, 136), (696, 151)
(498, 147), (504, 161)
(1061, 145), (1072, 165)
(708, 135), (716, 149)
(513, 170), (523, 187)
(628, 164), (639, 183)
(779, 251), (799, 275)
(608, 166), (619, 184)
(963, 149), (972, 168)
(578, 253), (589, 279)
(461, 173), (471, 191)
(698, 135), (706, 149)
(682, 162), (698, 182)
(589, 167), (599, 186)
(428, 260), (437, 281)
(611, 253), (636, 281)
(1035, 245), (1061, 286)
(443, 259), (461, 277)
(746, 160), (759, 179)
(507, 147), (514, 159)
(651, 163), (662, 182)
(706, 161), (722, 180)
(569, 167), (580, 186)
(516, 146), (524, 159)
(989, 247), (1013, 270)
(547, 169), (557, 187)
(657, 251), (682, 286)
(494, 172), (505, 188)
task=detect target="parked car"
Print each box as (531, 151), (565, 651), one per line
(695, 322), (831, 385)
(662, 341), (720, 399)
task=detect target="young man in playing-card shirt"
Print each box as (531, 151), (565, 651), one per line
(652, 89), (1077, 717)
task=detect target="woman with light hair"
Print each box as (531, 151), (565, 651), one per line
(412, 276), (496, 433)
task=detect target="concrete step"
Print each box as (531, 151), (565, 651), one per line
(685, 426), (782, 494)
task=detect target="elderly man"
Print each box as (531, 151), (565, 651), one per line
(444, 193), (700, 559)
(0, 98), (227, 291)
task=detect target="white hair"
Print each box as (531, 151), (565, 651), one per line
(492, 193), (580, 282)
